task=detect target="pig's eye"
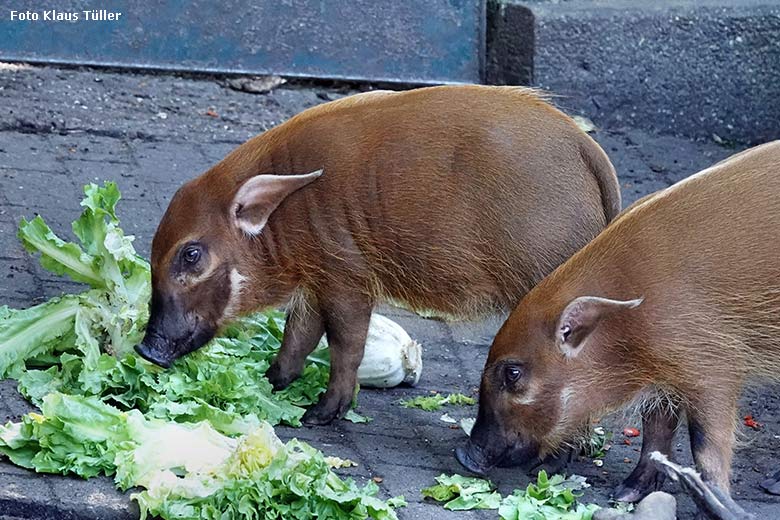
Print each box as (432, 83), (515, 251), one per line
(182, 245), (202, 265)
(504, 364), (523, 385)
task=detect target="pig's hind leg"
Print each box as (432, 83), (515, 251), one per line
(686, 390), (739, 494)
(613, 404), (679, 503)
(267, 299), (326, 390)
(302, 291), (373, 425)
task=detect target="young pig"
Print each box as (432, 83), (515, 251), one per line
(457, 141), (780, 505)
(135, 85), (620, 424)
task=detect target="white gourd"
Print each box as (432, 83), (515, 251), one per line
(357, 314), (422, 388)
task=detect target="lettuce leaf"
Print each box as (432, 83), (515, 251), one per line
(0, 394), (404, 520)
(421, 474), (501, 510)
(3, 182), (329, 430)
(400, 392), (475, 411)
(0, 297), (79, 379)
(498, 469), (601, 520)
(15, 182), (149, 364)
(422, 470), (600, 519)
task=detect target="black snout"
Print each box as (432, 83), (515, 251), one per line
(457, 438), (542, 475)
(136, 291), (217, 368)
(457, 401), (542, 475)
(455, 445), (491, 475)
(134, 341), (174, 368)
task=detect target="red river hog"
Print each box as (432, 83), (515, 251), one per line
(457, 141), (780, 507)
(135, 85), (620, 424)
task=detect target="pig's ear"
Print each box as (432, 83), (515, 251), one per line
(231, 169), (323, 235)
(555, 296), (643, 358)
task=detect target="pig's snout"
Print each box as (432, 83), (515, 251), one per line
(457, 409), (542, 474)
(134, 338), (174, 368)
(457, 438), (542, 475)
(136, 320), (215, 368)
(135, 291), (217, 368)
(456, 444), (492, 475)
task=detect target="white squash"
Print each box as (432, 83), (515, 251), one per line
(357, 314), (422, 388)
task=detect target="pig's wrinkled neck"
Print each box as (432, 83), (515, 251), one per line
(241, 216), (307, 311)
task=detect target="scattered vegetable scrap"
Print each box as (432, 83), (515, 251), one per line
(421, 474), (501, 511)
(400, 392), (475, 411)
(440, 413), (457, 424)
(325, 456), (358, 469)
(460, 417), (476, 436)
(344, 410), (373, 424)
(423, 471), (602, 519)
(623, 427), (641, 438)
(582, 426), (611, 459)
(744, 414), (762, 430)
(499, 471), (600, 520)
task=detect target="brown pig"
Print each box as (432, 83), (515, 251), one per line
(135, 85), (620, 424)
(457, 141), (780, 506)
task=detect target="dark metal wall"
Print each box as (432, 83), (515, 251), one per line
(0, 1), (485, 83)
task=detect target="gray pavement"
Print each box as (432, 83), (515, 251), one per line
(489, 0), (780, 145)
(1, 65), (779, 519)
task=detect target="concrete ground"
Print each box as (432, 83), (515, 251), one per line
(0, 65), (779, 519)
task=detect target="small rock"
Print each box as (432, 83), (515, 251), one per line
(632, 492), (676, 520)
(594, 492), (676, 520)
(226, 75), (286, 94)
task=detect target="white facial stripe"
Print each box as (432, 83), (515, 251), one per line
(222, 269), (247, 320)
(512, 394), (536, 406)
(559, 386), (574, 414)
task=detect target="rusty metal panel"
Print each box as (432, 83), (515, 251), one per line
(0, 1), (485, 84)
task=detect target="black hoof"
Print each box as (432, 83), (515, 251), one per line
(614, 467), (666, 503)
(760, 471), (780, 495)
(266, 361), (299, 391)
(301, 398), (350, 425)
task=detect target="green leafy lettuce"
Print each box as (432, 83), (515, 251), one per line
(421, 474), (501, 510)
(0, 394), (404, 520)
(422, 471), (601, 519)
(2, 182), (329, 431)
(498, 471), (600, 520)
(0, 182), (400, 519)
(400, 392), (475, 411)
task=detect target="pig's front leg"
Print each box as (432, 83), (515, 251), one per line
(614, 404), (679, 502)
(302, 292), (373, 425)
(267, 300), (325, 390)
